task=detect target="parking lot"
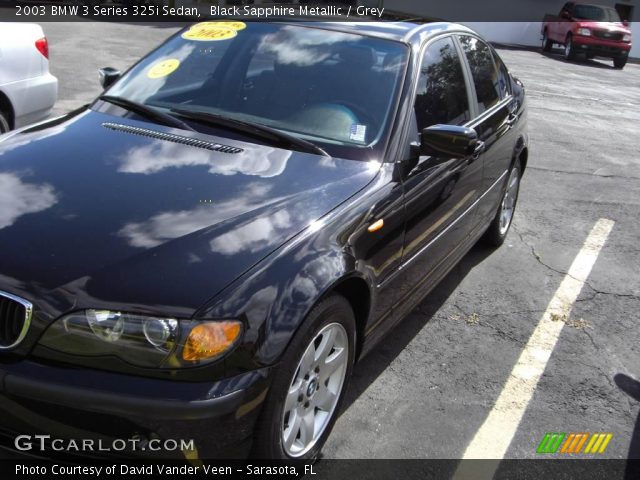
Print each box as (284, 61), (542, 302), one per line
(42, 22), (640, 460)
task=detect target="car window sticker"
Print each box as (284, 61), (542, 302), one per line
(181, 21), (246, 42)
(147, 58), (181, 79)
(350, 124), (367, 143)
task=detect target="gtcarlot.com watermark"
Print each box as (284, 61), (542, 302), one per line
(14, 434), (195, 452)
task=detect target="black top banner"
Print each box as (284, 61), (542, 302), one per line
(0, 0), (624, 23)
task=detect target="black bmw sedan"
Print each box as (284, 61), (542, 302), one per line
(0, 21), (527, 459)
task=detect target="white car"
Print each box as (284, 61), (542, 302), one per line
(0, 23), (58, 133)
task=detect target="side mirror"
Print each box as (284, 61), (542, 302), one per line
(561, 10), (571, 19)
(421, 125), (478, 158)
(622, 19), (630, 27)
(99, 67), (121, 89)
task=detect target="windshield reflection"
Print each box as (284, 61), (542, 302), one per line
(106, 22), (408, 161)
(257, 26), (360, 66)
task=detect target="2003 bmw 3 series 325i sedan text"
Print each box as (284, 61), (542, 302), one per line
(0, 21), (527, 459)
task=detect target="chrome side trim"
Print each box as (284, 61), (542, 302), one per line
(379, 169), (508, 289)
(0, 290), (33, 350)
(466, 95), (513, 128)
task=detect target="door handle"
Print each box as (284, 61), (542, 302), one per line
(470, 140), (485, 162)
(506, 113), (519, 127)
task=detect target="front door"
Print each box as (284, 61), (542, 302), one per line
(395, 35), (484, 310)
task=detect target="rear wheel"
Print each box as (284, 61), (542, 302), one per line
(483, 158), (521, 247)
(564, 34), (576, 60)
(613, 56), (627, 69)
(542, 30), (552, 52)
(0, 111), (9, 134)
(251, 295), (355, 459)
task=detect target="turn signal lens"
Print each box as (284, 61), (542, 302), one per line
(182, 321), (242, 362)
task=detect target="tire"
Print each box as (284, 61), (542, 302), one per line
(542, 30), (552, 52)
(483, 158), (522, 247)
(0, 111), (9, 134)
(613, 56), (627, 69)
(251, 294), (356, 460)
(564, 34), (576, 60)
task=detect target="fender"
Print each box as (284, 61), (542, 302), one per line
(510, 75), (529, 172)
(195, 180), (390, 376)
(198, 238), (373, 376)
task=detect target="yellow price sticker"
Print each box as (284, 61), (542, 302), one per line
(147, 58), (180, 79)
(182, 24), (238, 42)
(206, 21), (246, 31)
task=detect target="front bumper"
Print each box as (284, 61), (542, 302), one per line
(0, 359), (272, 459)
(573, 35), (631, 58)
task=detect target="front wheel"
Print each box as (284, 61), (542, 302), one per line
(483, 159), (521, 247)
(251, 295), (355, 459)
(0, 111), (9, 134)
(613, 56), (627, 69)
(564, 34), (576, 60)
(542, 30), (552, 52)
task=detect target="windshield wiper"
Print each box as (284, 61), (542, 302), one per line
(99, 95), (194, 132)
(170, 108), (328, 157)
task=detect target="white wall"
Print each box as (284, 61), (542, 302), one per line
(461, 22), (545, 47)
(463, 22), (639, 58)
(389, 0), (638, 58)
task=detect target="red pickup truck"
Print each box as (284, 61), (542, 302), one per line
(542, 2), (632, 69)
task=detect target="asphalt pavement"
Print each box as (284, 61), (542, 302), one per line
(41, 22), (640, 461)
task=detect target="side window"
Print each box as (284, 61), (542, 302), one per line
(414, 37), (470, 132)
(492, 49), (511, 99)
(458, 35), (502, 114)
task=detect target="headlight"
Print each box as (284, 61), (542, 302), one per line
(577, 28), (591, 36)
(38, 310), (242, 368)
(623, 34), (631, 42)
(87, 310), (126, 342)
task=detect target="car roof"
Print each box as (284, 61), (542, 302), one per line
(571, 1), (615, 7)
(280, 21), (476, 44)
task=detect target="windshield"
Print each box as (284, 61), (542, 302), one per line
(573, 5), (622, 21)
(105, 22), (409, 161)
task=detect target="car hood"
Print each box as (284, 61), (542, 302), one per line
(0, 108), (379, 318)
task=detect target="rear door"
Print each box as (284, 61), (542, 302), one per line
(456, 34), (515, 228)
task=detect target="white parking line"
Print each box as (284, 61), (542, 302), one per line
(455, 219), (614, 471)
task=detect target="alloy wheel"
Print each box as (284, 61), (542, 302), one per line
(542, 32), (550, 51)
(281, 322), (348, 457)
(564, 38), (573, 59)
(499, 167), (520, 235)
(0, 113), (9, 134)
